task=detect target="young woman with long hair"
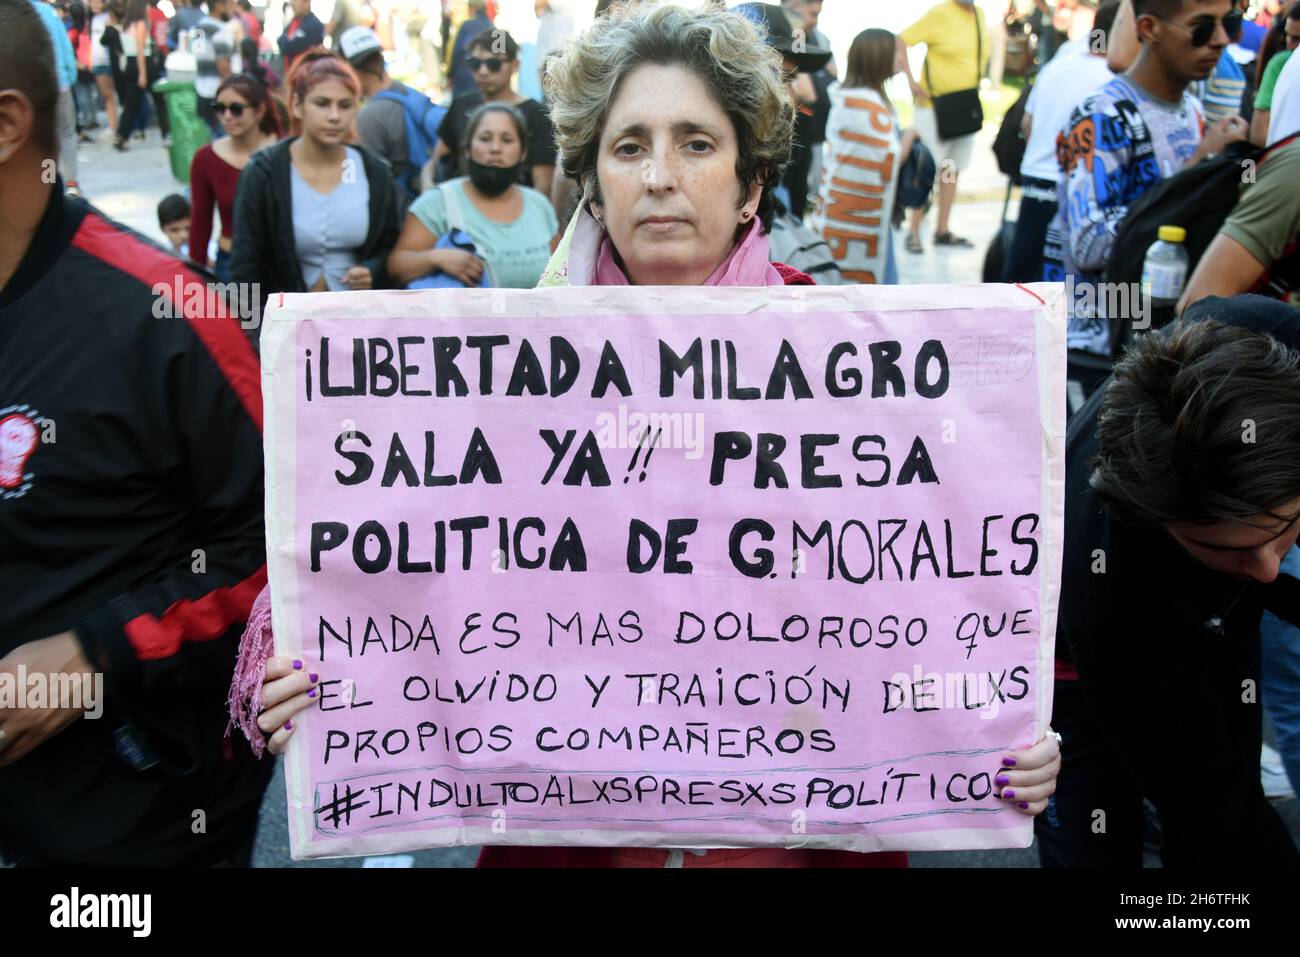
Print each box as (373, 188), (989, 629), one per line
(231, 52), (399, 308)
(188, 72), (281, 281)
(810, 28), (918, 282)
(112, 0), (152, 150)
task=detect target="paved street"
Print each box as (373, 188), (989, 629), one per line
(73, 121), (1299, 869)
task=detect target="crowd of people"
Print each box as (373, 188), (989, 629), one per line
(2, 0), (1299, 870)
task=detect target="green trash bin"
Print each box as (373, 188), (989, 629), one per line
(154, 78), (210, 184)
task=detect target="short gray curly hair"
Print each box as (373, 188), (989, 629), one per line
(543, 1), (795, 233)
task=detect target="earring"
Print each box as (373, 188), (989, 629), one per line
(742, 211), (752, 221)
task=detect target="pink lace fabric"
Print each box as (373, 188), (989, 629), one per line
(226, 583), (273, 757)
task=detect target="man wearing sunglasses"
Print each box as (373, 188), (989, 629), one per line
(1045, 0), (1248, 361)
(432, 27), (556, 198)
(1188, 6), (1249, 125)
(446, 0), (494, 98)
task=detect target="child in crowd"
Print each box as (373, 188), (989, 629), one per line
(157, 192), (190, 257)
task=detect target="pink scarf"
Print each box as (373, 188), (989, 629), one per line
(594, 217), (785, 287)
(227, 584), (273, 757)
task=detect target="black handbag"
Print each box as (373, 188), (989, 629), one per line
(925, 10), (984, 141)
(891, 139), (937, 227)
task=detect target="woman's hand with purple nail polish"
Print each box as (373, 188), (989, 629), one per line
(257, 655), (324, 756)
(996, 726), (1061, 816)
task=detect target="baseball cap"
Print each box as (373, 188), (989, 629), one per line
(735, 3), (833, 73)
(339, 26), (383, 68)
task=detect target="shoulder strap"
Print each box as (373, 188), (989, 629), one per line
(1262, 131), (1300, 161)
(925, 8), (982, 91)
(436, 179), (501, 287)
(438, 180), (466, 234)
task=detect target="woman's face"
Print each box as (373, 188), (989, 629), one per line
(216, 88), (261, 138)
(293, 78), (357, 147)
(591, 63), (761, 287)
(468, 110), (525, 168)
(90, 0), (104, 15)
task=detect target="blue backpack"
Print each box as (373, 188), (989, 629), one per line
(406, 182), (494, 289)
(372, 87), (447, 195)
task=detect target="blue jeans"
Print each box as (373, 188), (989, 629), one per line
(214, 248), (232, 284)
(884, 229), (898, 285)
(1261, 545), (1300, 794)
(134, 90), (152, 134)
(73, 76), (97, 130)
(1001, 177), (1058, 284)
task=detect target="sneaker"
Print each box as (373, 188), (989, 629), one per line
(1262, 743), (1295, 799)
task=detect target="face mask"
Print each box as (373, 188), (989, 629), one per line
(467, 158), (520, 196)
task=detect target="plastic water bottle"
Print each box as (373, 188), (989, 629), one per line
(1141, 225), (1189, 311)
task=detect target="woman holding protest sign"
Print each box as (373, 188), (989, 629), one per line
(386, 102), (559, 290)
(234, 1), (1062, 868)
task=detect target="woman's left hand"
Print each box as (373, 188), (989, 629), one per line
(137, 71), (148, 89)
(344, 266), (373, 290)
(996, 728), (1061, 816)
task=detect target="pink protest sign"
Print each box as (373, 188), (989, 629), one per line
(260, 283), (1067, 859)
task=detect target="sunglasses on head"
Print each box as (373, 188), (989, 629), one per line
(1156, 11), (1243, 47)
(213, 102), (248, 117)
(468, 56), (506, 73)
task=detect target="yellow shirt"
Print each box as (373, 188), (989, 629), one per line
(900, 1), (991, 99)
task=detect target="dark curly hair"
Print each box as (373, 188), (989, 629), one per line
(1090, 305), (1300, 528)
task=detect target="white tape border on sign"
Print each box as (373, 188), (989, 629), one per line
(263, 282), (1070, 859)
(1026, 281), (1069, 786)
(260, 295), (314, 862)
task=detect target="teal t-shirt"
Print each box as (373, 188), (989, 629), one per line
(409, 178), (559, 289)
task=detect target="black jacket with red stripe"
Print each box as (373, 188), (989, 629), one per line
(0, 187), (272, 864)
